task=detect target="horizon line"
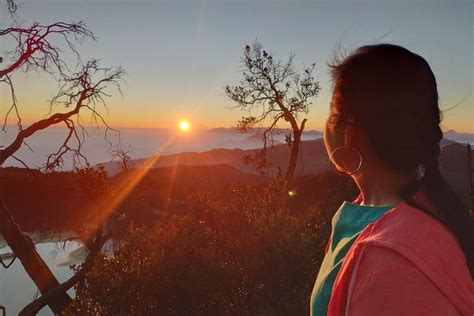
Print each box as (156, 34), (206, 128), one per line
(2, 123), (473, 134)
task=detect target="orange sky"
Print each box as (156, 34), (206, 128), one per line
(1, 1), (473, 133)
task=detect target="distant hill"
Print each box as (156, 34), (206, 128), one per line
(2, 140), (472, 233)
(439, 138), (457, 148)
(100, 139), (330, 177)
(443, 130), (474, 144)
(99, 137), (473, 196)
(208, 127), (322, 137)
(243, 133), (283, 145)
(101, 137), (465, 176)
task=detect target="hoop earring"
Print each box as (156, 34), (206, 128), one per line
(328, 146), (363, 176)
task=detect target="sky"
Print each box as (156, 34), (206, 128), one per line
(1, 0), (473, 132)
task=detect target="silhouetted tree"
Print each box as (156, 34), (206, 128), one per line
(0, 21), (125, 170)
(225, 40), (320, 184)
(0, 1), (124, 313)
(112, 146), (134, 173)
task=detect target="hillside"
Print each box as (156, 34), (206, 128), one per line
(101, 137), (469, 183)
(0, 164), (266, 232)
(101, 139), (330, 176)
(2, 139), (471, 233)
(439, 143), (473, 194)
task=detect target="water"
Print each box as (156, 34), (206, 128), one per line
(0, 241), (83, 315)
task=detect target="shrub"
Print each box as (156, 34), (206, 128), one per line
(67, 174), (354, 315)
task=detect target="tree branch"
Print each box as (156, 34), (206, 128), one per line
(19, 230), (110, 316)
(0, 60), (124, 169)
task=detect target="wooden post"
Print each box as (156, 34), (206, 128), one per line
(0, 202), (72, 314)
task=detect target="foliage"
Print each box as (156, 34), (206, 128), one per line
(75, 165), (109, 199)
(65, 177), (349, 315)
(243, 148), (271, 177)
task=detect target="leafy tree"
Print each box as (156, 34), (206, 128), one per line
(225, 40), (320, 184)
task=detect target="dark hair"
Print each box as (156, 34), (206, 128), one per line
(328, 44), (474, 278)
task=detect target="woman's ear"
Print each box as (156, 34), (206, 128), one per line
(345, 124), (370, 159)
(344, 123), (358, 148)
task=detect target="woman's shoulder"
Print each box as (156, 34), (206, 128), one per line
(360, 201), (468, 272)
(348, 202), (474, 313)
(345, 246), (462, 315)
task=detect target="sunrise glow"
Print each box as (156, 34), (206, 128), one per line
(179, 120), (190, 131)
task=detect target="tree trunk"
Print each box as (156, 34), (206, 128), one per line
(0, 202), (72, 314)
(286, 131), (301, 186)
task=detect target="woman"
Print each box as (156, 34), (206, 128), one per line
(310, 44), (474, 315)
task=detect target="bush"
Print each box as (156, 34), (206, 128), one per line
(67, 175), (355, 315)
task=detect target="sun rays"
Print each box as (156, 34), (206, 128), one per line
(84, 138), (174, 240)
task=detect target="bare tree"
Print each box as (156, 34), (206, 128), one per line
(224, 40), (320, 184)
(112, 145), (134, 173)
(0, 22), (125, 169)
(0, 2), (125, 313)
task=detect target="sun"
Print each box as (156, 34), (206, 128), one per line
(179, 120), (190, 131)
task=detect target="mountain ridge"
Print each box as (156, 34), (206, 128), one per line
(100, 138), (470, 184)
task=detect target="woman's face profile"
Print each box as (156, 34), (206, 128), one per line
(323, 100), (366, 176)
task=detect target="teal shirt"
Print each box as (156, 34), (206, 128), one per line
(310, 200), (395, 316)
